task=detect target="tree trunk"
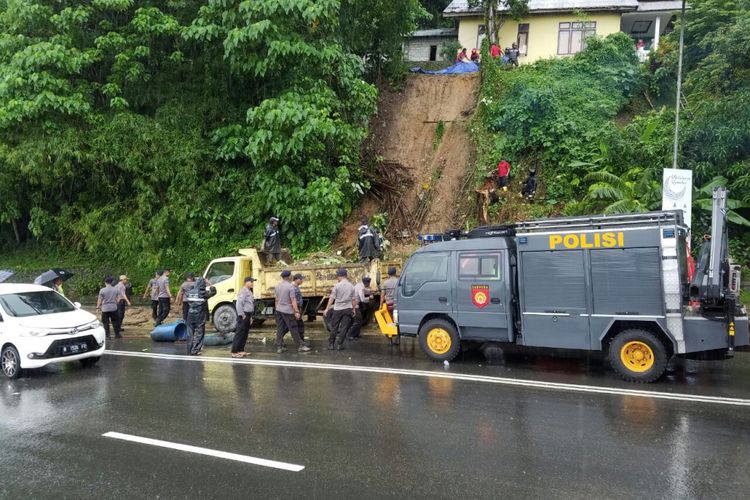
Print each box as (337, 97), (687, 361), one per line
(11, 219), (20, 243)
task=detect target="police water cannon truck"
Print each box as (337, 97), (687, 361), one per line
(376, 187), (747, 382)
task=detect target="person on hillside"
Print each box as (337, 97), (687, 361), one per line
(143, 270), (163, 323)
(263, 216), (281, 262)
(176, 272), (197, 321)
(470, 48), (479, 62)
(274, 270), (311, 354)
(357, 216), (380, 263)
(508, 43), (519, 67)
(521, 168), (537, 201)
(97, 276), (127, 339)
(155, 268), (172, 326)
(184, 277), (216, 356)
(324, 268), (357, 351)
(115, 275), (132, 330)
(490, 43), (501, 59)
(497, 159), (511, 191)
(457, 48), (471, 63)
(232, 277), (256, 358)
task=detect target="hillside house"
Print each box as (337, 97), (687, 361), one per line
(443, 0), (684, 64)
(403, 28), (459, 62)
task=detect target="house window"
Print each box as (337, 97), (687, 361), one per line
(558, 21), (596, 55)
(631, 20), (652, 34)
(429, 45), (437, 61)
(517, 24), (529, 56)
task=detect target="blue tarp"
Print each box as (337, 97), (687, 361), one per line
(410, 61), (479, 75)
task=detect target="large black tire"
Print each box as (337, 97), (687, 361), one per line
(80, 356), (100, 368)
(213, 304), (238, 334)
(608, 329), (668, 383)
(419, 319), (461, 362)
(1, 345), (22, 379)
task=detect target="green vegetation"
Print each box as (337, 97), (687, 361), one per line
(475, 2), (750, 265)
(433, 120), (445, 150)
(0, 0), (426, 285)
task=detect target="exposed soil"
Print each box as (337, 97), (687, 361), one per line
(337, 73), (479, 252)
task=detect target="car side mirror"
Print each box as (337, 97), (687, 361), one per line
(73, 302), (82, 310)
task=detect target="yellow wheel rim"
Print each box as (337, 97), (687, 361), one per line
(426, 328), (452, 355)
(620, 341), (654, 373)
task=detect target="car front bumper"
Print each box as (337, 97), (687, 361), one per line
(18, 327), (106, 369)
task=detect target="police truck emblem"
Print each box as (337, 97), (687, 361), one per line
(471, 285), (490, 308)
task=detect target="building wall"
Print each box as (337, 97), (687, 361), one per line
(456, 12), (623, 64)
(403, 37), (456, 62)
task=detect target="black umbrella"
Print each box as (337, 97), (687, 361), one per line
(34, 268), (74, 286)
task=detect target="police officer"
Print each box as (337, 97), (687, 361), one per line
(263, 216), (281, 262)
(347, 276), (371, 341)
(324, 268), (357, 350)
(96, 276), (128, 339)
(380, 266), (399, 310)
(184, 277), (216, 356)
(357, 216), (380, 263)
(155, 268), (172, 326)
(176, 272), (197, 321)
(275, 270), (311, 353)
(143, 270), (162, 323)
(115, 275), (132, 328)
(292, 274), (306, 341)
(232, 277), (256, 358)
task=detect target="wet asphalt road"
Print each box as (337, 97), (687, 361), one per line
(2, 326), (750, 499)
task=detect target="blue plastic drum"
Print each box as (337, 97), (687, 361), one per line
(150, 320), (188, 342)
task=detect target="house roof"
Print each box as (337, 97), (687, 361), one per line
(636, 0), (684, 12)
(411, 28), (459, 38)
(444, 0), (640, 17)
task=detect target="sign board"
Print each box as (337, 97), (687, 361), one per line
(662, 168), (693, 227)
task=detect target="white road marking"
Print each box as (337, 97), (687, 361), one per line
(102, 432), (304, 472)
(105, 350), (750, 407)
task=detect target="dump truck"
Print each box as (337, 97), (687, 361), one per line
(203, 248), (399, 333)
(376, 187), (748, 382)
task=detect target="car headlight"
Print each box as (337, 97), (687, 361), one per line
(86, 320), (102, 329)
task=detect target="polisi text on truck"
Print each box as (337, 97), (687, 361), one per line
(548, 231), (625, 250)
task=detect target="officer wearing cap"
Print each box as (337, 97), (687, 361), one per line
(232, 277), (256, 358)
(143, 270), (163, 323)
(176, 272), (197, 322)
(274, 270), (311, 353)
(185, 277), (216, 356)
(324, 268), (357, 350)
(347, 276), (372, 340)
(380, 266), (399, 310)
(263, 216), (281, 262)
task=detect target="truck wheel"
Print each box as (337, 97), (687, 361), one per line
(608, 329), (668, 383)
(419, 319), (461, 362)
(213, 304), (238, 334)
(1, 345), (22, 379)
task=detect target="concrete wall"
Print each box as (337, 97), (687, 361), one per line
(456, 12), (623, 64)
(403, 37), (455, 62)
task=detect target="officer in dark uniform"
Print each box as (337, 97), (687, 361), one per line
(184, 277), (216, 356)
(263, 216), (281, 262)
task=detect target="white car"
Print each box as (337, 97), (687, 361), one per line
(0, 284), (106, 379)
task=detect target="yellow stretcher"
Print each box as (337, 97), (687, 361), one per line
(374, 304), (398, 343)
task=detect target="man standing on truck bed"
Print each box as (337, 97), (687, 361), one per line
(324, 268), (357, 351)
(274, 270), (311, 353)
(380, 266), (399, 310)
(232, 277), (256, 358)
(357, 216), (380, 263)
(263, 216), (281, 262)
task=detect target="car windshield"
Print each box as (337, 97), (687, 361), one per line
(0, 291), (76, 317)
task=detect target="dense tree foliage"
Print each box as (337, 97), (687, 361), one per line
(0, 0), (425, 271)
